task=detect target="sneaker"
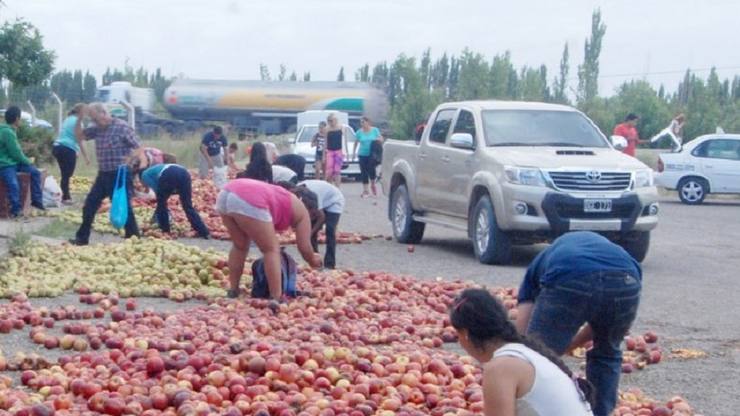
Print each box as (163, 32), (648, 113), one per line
(200, 234), (211, 240)
(226, 288), (239, 299)
(67, 238), (88, 246)
(31, 202), (46, 211)
(360, 192), (370, 199)
(61, 199), (74, 206)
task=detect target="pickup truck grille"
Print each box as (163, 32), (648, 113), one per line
(547, 171), (632, 191)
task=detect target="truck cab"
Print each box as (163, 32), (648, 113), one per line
(381, 101), (660, 263)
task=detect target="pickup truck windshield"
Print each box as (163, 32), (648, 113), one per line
(482, 110), (608, 148)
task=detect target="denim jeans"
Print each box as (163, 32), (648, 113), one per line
(156, 166), (209, 237)
(0, 164), (43, 216)
(526, 271), (641, 416)
(76, 169), (139, 243)
(310, 211), (341, 269)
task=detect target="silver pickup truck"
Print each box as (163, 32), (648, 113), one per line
(380, 101), (660, 264)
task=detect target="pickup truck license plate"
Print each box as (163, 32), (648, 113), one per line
(583, 199), (612, 213)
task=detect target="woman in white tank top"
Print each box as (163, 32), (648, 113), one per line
(450, 289), (594, 416)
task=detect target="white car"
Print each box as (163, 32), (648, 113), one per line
(291, 124), (360, 178)
(656, 134), (740, 204)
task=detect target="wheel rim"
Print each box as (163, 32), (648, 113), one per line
(393, 194), (408, 236)
(681, 181), (703, 202)
(475, 209), (490, 253)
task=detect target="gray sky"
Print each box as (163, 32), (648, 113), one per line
(4, 0), (739, 96)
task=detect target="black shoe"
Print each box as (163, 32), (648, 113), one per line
(68, 238), (88, 246)
(31, 202), (46, 211)
(201, 234), (211, 240)
(226, 288), (239, 299)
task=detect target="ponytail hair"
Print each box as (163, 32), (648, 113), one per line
(450, 288), (595, 408)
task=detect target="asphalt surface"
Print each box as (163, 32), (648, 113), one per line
(5, 182), (739, 415)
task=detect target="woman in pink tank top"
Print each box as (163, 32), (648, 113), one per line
(215, 178), (322, 300)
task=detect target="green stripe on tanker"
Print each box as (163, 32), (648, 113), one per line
(324, 98), (364, 112)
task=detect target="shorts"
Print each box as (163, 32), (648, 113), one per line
(215, 190), (272, 222)
(315, 151), (324, 163)
(325, 150), (343, 177)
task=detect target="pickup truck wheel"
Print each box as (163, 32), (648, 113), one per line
(620, 231), (651, 262)
(472, 195), (512, 265)
(390, 184), (425, 244)
(678, 177), (707, 205)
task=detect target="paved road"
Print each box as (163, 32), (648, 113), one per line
(314, 183), (739, 416)
(69, 182), (740, 414)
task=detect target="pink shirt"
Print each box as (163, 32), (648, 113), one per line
(224, 179), (294, 231)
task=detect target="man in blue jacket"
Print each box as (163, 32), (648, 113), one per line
(0, 106), (45, 217)
(515, 231), (642, 416)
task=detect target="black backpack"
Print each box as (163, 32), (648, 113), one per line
(370, 140), (383, 167)
(250, 250), (298, 298)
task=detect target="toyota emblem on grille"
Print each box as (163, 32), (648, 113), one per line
(586, 171), (602, 183)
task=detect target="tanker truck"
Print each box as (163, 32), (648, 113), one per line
(162, 79), (388, 134)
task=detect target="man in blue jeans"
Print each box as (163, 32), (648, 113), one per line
(0, 106), (45, 217)
(515, 231), (642, 416)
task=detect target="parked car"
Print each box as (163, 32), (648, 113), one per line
(380, 101), (660, 263)
(292, 123), (360, 178)
(0, 109), (53, 130)
(656, 134), (740, 204)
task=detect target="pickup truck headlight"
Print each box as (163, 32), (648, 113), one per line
(633, 169), (654, 188)
(504, 166), (547, 187)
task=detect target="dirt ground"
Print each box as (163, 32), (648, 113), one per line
(2, 182), (738, 415)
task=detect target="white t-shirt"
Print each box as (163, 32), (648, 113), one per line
(299, 180), (345, 214)
(492, 343), (593, 416)
(272, 165), (297, 183)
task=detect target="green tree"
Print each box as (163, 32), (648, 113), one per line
(355, 63), (370, 82)
(337, 67), (345, 82)
(455, 49), (489, 100)
(577, 10), (606, 106)
(488, 52), (515, 99)
(289, 71), (297, 81)
(259, 64), (271, 81)
(0, 19), (55, 87)
(83, 71), (97, 102)
(388, 55), (440, 139)
(278, 64), (287, 81)
(303, 72), (311, 82)
(553, 43), (570, 104)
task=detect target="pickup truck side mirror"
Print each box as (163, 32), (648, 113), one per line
(611, 135), (628, 151)
(450, 133), (475, 150)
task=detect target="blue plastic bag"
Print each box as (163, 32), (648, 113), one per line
(109, 165), (129, 229)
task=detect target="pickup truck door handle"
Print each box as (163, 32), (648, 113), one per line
(441, 155), (450, 162)
(419, 152), (427, 160)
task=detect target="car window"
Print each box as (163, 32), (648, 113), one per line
(695, 139), (740, 161)
(297, 126), (318, 142)
(481, 110), (607, 147)
(429, 109), (455, 144)
(452, 110), (477, 138)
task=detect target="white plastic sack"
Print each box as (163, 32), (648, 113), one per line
(213, 166), (228, 190)
(43, 176), (63, 208)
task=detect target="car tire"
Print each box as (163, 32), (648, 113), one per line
(621, 231), (651, 262)
(471, 195), (512, 265)
(390, 184), (425, 244)
(678, 177), (708, 205)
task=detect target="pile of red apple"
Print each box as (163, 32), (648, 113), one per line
(572, 331), (663, 374)
(0, 264), (698, 415)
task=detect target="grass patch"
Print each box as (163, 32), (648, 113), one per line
(8, 229), (33, 255)
(34, 218), (79, 240)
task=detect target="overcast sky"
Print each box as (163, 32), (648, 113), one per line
(4, 0), (739, 96)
